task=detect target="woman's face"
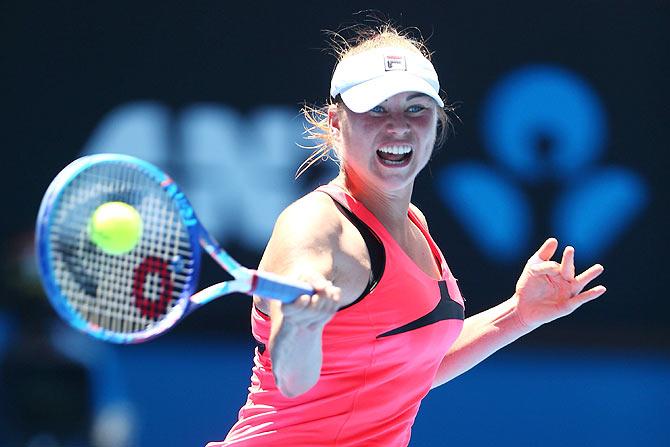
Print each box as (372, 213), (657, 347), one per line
(332, 92), (438, 193)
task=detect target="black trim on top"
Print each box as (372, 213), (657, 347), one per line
(332, 202), (386, 311)
(251, 198), (385, 318)
(377, 280), (464, 338)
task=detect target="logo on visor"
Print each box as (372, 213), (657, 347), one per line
(384, 55), (407, 71)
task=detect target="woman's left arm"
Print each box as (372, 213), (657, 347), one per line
(431, 238), (606, 389)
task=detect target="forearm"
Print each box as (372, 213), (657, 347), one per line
(431, 295), (534, 389)
(269, 315), (325, 398)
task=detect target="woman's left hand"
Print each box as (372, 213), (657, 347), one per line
(514, 238), (606, 329)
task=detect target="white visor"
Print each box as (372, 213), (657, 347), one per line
(330, 47), (444, 113)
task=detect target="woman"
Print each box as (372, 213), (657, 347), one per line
(208, 25), (605, 446)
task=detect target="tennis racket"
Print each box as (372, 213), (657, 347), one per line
(36, 153), (313, 343)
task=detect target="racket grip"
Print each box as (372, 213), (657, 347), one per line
(251, 270), (314, 303)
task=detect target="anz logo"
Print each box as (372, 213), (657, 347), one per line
(81, 102), (331, 250)
(438, 64), (648, 262)
(81, 66), (648, 262)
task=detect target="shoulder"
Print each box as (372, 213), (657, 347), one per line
(409, 202), (430, 229)
(259, 191), (343, 277)
(254, 191), (344, 313)
(256, 190), (371, 311)
(272, 191), (343, 247)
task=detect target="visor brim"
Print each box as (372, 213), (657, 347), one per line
(339, 73), (444, 113)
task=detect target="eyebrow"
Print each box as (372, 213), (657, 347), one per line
(378, 92), (432, 105)
(406, 93), (430, 100)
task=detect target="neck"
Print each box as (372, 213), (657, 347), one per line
(331, 171), (413, 232)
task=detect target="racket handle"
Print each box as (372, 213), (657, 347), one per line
(251, 270), (314, 303)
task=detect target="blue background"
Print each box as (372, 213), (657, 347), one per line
(1, 1), (668, 446)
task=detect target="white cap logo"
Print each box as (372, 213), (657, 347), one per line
(384, 55), (407, 71)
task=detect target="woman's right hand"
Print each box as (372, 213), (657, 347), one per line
(269, 274), (341, 397)
(280, 275), (342, 331)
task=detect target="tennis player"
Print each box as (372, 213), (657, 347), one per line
(207, 24), (606, 446)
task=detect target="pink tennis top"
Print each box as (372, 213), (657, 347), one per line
(209, 185), (465, 446)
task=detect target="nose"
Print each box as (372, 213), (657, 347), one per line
(385, 112), (410, 136)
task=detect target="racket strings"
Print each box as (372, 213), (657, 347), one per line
(48, 161), (196, 336)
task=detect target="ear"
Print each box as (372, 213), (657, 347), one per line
(328, 104), (341, 134)
(327, 104), (343, 157)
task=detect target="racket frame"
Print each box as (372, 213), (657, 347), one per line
(36, 153), (312, 344)
(36, 154), (204, 343)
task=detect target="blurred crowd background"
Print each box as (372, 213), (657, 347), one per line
(1, 1), (668, 446)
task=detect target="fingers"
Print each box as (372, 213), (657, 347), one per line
(527, 243), (605, 286)
(306, 283), (341, 329)
(560, 246), (575, 280)
(317, 282), (341, 312)
(309, 275), (332, 294)
(575, 264), (605, 288)
(296, 281), (340, 311)
(290, 273), (341, 311)
(284, 277), (341, 329)
(529, 238), (558, 264)
(570, 285), (607, 309)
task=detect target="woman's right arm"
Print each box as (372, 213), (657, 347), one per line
(255, 193), (345, 398)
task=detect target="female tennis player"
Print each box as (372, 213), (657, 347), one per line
(207, 24), (606, 446)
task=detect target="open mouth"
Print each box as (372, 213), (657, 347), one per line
(376, 145), (413, 166)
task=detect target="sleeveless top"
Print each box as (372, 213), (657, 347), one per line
(209, 185), (465, 447)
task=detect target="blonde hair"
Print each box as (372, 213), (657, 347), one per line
(297, 23), (453, 178)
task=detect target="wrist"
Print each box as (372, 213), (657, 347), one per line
(283, 317), (326, 334)
(510, 294), (542, 331)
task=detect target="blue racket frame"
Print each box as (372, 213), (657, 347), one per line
(36, 153), (313, 343)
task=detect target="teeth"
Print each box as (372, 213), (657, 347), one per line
(378, 145), (412, 155)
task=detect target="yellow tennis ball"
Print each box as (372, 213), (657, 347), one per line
(89, 201), (143, 255)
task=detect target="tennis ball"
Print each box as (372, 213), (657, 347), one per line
(89, 201), (143, 255)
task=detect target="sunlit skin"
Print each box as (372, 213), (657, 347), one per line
(262, 90), (606, 398)
(329, 92), (437, 229)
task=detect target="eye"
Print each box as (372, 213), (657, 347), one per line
(369, 105), (386, 114)
(407, 104), (427, 113)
